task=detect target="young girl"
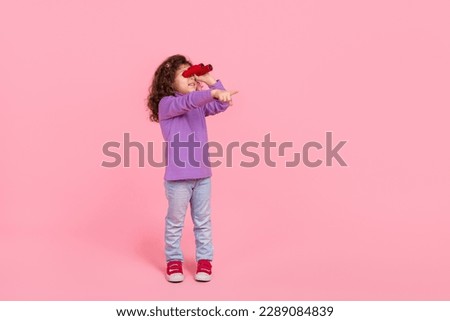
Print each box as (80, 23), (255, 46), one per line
(147, 54), (238, 282)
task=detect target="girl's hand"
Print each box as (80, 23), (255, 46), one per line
(211, 89), (239, 106)
(193, 73), (216, 87)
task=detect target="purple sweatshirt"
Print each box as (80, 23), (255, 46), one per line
(158, 79), (230, 181)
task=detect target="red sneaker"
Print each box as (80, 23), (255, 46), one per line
(195, 259), (212, 282)
(166, 260), (184, 283)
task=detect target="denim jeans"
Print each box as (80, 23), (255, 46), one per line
(163, 176), (213, 263)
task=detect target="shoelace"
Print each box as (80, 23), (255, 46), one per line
(197, 260), (212, 274)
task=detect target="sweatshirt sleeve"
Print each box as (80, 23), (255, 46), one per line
(158, 90), (215, 121)
(202, 79), (231, 117)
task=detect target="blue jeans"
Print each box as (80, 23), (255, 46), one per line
(164, 177), (213, 263)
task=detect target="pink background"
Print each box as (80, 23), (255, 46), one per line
(1, 0), (449, 300)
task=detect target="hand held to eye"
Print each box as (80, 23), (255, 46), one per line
(182, 63), (213, 78)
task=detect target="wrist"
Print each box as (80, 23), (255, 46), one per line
(206, 76), (217, 87)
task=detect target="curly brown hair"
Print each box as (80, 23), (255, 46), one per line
(146, 54), (193, 122)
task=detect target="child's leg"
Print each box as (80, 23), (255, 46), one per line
(190, 177), (213, 262)
(164, 179), (193, 262)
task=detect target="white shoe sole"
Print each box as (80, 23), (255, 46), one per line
(166, 273), (184, 283)
(195, 272), (212, 282)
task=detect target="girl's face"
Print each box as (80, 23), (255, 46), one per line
(173, 64), (199, 94)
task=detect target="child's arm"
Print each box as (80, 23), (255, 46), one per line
(203, 80), (232, 117)
(194, 74), (238, 117)
(158, 90), (215, 121)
